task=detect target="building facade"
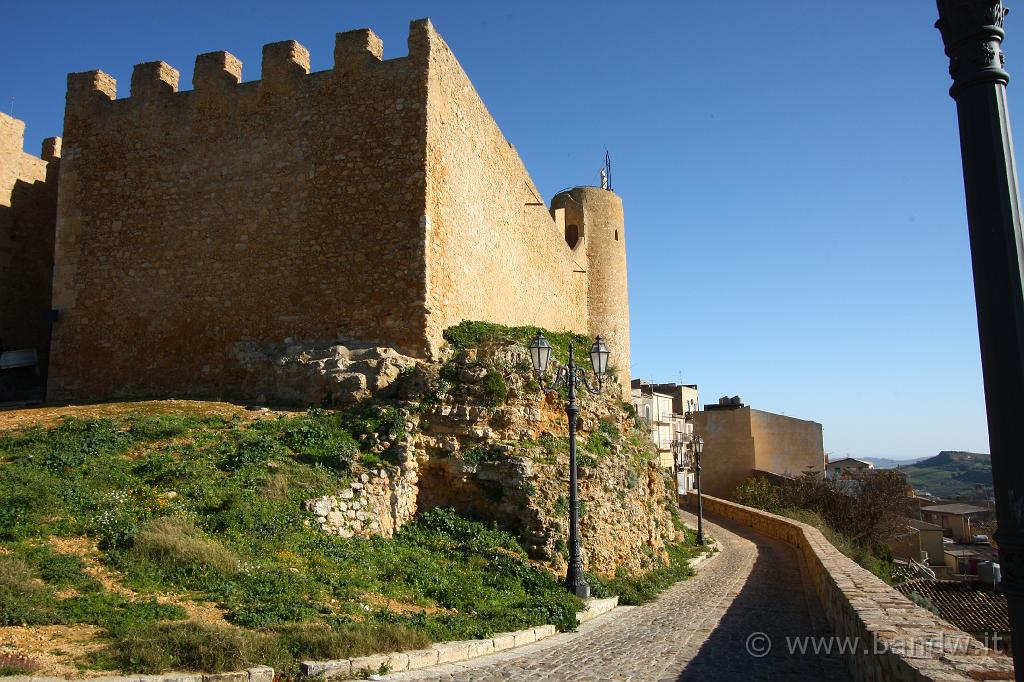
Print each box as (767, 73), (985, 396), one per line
(631, 380), (699, 490)
(692, 400), (825, 499)
(826, 457), (875, 480)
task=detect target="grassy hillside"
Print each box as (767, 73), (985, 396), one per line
(0, 405), (702, 677)
(899, 451), (992, 501)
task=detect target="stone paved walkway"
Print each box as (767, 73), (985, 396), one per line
(382, 510), (852, 681)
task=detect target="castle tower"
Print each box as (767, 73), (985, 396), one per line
(551, 187), (631, 396)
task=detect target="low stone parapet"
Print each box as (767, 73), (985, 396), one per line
(690, 493), (1014, 681)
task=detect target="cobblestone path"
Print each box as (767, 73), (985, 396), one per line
(383, 510), (852, 681)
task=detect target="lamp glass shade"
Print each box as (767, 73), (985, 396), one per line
(693, 436), (704, 455)
(528, 331), (553, 375)
(590, 336), (611, 377)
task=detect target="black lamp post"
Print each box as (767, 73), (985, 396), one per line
(693, 435), (705, 546)
(935, 1), (1024, 667)
(527, 331), (610, 598)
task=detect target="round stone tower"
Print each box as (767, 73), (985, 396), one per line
(551, 186), (631, 397)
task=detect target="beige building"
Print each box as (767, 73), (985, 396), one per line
(889, 518), (946, 568)
(692, 399), (825, 499)
(631, 381), (679, 470)
(630, 381), (699, 487)
(826, 457), (874, 480)
(921, 503), (991, 543)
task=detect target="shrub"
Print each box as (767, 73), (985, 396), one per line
(461, 444), (506, 465)
(129, 414), (198, 441)
(132, 517), (239, 579)
(584, 431), (613, 458)
(907, 591), (940, 615)
(276, 622), (429, 662)
(0, 555), (54, 625)
(731, 476), (783, 513)
(96, 621), (290, 674)
(19, 545), (100, 591)
(442, 321), (591, 366)
(588, 541), (700, 605)
(480, 368), (507, 406)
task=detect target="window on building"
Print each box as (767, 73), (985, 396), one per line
(565, 224), (580, 249)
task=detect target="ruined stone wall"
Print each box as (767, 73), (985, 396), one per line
(421, 26), (590, 353)
(48, 25), (435, 401)
(0, 113), (59, 361)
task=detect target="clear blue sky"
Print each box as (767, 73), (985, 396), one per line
(0, 1), (1003, 459)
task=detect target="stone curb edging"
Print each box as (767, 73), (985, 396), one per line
(690, 494), (1015, 682)
(302, 597), (621, 680)
(301, 624), (557, 679)
(5, 665), (275, 682)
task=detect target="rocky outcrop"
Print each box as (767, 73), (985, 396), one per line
(302, 340), (679, 577)
(233, 339), (417, 405)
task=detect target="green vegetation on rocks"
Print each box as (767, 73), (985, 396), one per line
(442, 320), (592, 366)
(0, 411), (582, 675)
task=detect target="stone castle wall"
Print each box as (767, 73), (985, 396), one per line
(0, 113), (60, 364)
(48, 26), (435, 401)
(43, 19), (629, 403)
(421, 29), (590, 356)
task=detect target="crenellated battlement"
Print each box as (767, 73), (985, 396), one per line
(62, 19), (436, 124)
(193, 51), (242, 92)
(131, 61), (179, 98)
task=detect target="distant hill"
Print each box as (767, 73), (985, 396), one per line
(899, 451), (993, 501)
(861, 456), (929, 469)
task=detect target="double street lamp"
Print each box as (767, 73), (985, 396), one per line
(527, 331), (611, 598)
(692, 434), (705, 546)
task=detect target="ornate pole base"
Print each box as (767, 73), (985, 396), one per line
(565, 561), (591, 599)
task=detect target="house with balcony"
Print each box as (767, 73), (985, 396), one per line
(630, 380), (698, 491)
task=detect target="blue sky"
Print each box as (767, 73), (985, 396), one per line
(0, 1), (1002, 459)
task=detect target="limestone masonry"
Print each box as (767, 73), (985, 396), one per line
(0, 113), (60, 370)
(0, 18), (631, 402)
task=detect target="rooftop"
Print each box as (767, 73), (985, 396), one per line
(896, 579), (1009, 636)
(827, 457), (873, 467)
(921, 503), (989, 516)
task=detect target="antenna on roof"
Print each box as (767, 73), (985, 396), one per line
(600, 148), (612, 191)
(8, 97), (13, 116)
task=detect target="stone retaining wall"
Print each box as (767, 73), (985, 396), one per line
(690, 494), (1013, 681)
(305, 464), (417, 539)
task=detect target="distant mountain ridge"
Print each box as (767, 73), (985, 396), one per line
(860, 456), (929, 469)
(898, 451), (993, 501)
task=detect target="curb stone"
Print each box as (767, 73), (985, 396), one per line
(300, 604), (610, 679)
(4, 667), (276, 682)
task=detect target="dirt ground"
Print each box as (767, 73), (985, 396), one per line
(0, 399), (302, 432)
(0, 399), (300, 677)
(0, 534), (235, 679)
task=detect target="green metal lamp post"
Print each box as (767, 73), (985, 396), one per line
(692, 435), (705, 546)
(527, 331), (610, 598)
